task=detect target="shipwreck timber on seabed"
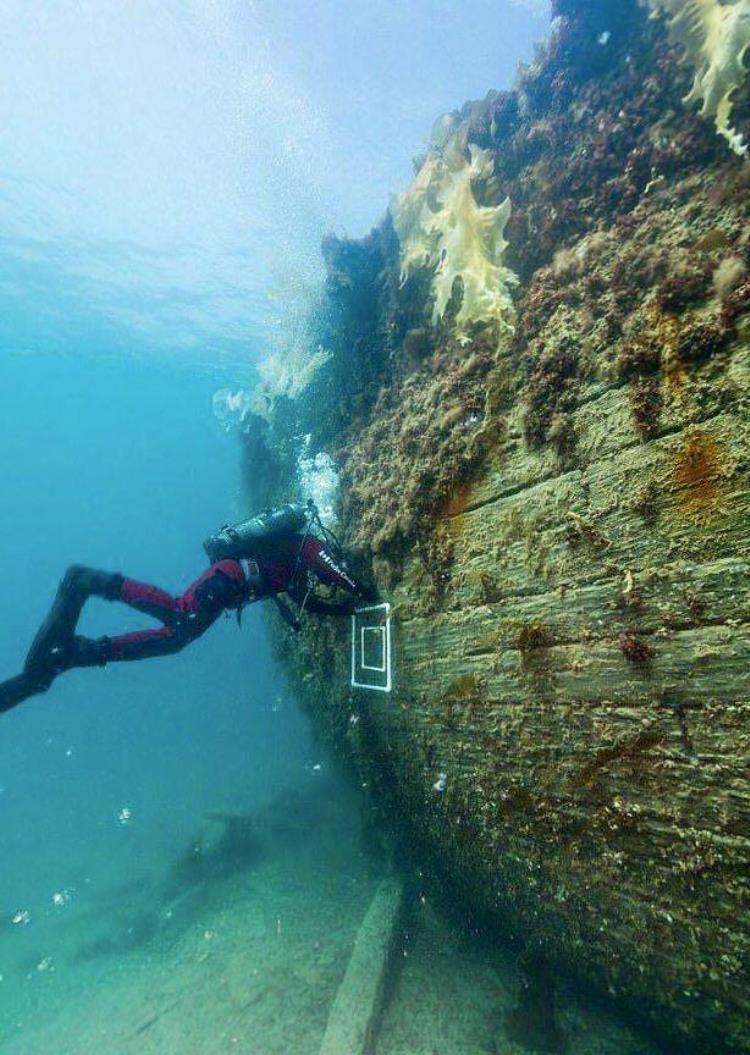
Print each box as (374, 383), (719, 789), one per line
(242, 1), (750, 1052)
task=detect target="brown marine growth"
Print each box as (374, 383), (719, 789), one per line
(629, 376), (662, 440)
(618, 628), (654, 665)
(248, 3), (750, 1052)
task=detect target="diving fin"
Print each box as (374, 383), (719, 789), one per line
(0, 672), (50, 715)
(1, 566), (120, 717)
(23, 569), (90, 681)
(1, 583), (79, 714)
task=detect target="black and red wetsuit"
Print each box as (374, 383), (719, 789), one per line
(0, 535), (364, 713)
(106, 535), (360, 662)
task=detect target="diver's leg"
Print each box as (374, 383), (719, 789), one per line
(179, 561), (246, 610)
(23, 565), (124, 687)
(0, 566), (185, 713)
(103, 563), (245, 662)
(116, 562), (245, 628)
(10, 563), (247, 682)
(103, 626), (190, 661)
(117, 561), (245, 621)
(118, 578), (181, 622)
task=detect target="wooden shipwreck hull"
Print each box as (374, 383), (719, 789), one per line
(246, 2), (750, 1051)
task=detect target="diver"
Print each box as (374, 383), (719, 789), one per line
(0, 501), (371, 715)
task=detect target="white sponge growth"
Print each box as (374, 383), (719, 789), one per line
(644, 0), (750, 156)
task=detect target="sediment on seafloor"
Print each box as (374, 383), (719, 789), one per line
(242, 2), (750, 1052)
(318, 877), (405, 1055)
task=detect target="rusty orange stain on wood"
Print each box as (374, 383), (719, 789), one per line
(672, 429), (725, 519)
(443, 481), (473, 519)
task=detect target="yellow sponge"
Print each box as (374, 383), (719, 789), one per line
(391, 133), (517, 336)
(644, 0), (750, 156)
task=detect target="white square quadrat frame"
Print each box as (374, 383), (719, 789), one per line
(351, 603), (392, 693)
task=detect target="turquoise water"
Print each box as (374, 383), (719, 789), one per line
(0, 353), (334, 1049)
(0, 3), (668, 1052)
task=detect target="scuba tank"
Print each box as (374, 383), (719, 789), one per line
(203, 503), (308, 562)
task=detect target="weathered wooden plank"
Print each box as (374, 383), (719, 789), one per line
(402, 409), (750, 609)
(261, 12), (750, 1052)
(318, 877), (404, 1055)
(465, 343), (749, 510)
(397, 623), (750, 704)
(398, 556), (750, 653)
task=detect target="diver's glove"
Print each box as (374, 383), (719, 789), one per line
(359, 583), (380, 604)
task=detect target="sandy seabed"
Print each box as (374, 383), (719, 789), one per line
(2, 789), (660, 1055)
(1, 783), (376, 1055)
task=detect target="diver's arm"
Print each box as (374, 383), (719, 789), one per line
(285, 586), (359, 617)
(298, 537), (363, 595)
(286, 536), (379, 616)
